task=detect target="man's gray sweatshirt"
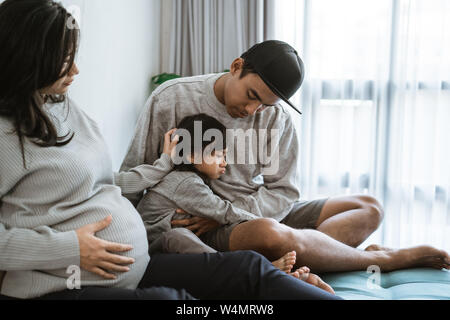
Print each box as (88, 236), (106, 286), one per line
(120, 73), (301, 221)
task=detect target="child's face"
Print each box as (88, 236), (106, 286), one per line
(193, 149), (228, 180)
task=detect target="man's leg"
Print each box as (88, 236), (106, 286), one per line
(314, 195), (384, 248)
(283, 195), (384, 248)
(229, 218), (450, 274)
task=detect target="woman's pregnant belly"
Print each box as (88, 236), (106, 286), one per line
(46, 185), (150, 289)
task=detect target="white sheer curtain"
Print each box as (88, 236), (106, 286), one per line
(160, 0), (275, 76)
(274, 0), (450, 251)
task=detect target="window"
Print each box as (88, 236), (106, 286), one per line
(274, 0), (450, 250)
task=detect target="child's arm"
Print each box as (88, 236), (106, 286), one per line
(114, 129), (179, 195)
(172, 175), (261, 225)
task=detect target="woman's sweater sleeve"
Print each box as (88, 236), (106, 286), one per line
(114, 153), (174, 195)
(0, 124), (80, 271)
(0, 222), (80, 271)
(172, 176), (261, 225)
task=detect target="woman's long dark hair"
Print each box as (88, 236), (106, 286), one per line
(0, 0), (79, 168)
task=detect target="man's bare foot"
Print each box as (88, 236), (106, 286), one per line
(290, 266), (336, 295)
(365, 244), (394, 252)
(272, 251), (296, 274)
(377, 245), (450, 272)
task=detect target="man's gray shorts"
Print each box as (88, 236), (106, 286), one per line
(200, 198), (329, 252)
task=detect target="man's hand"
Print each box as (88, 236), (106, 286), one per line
(171, 209), (221, 236)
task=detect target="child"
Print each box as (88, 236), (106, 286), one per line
(136, 114), (335, 294)
(136, 114), (257, 249)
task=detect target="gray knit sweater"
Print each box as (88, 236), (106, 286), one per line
(0, 100), (172, 299)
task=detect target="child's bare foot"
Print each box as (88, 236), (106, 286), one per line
(290, 266), (336, 295)
(271, 251), (296, 273)
(289, 266), (310, 280)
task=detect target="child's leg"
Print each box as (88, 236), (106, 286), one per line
(161, 228), (217, 254)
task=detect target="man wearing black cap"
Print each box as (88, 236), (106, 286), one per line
(239, 40), (305, 115)
(121, 40), (447, 273)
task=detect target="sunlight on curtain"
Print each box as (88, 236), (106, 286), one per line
(384, 0), (450, 251)
(273, 0), (450, 251)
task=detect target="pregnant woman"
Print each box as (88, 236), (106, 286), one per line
(0, 0), (340, 300)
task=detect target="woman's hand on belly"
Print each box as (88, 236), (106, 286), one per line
(75, 215), (135, 279)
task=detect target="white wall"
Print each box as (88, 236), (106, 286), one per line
(61, 0), (161, 170)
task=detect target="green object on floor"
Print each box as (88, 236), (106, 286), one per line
(320, 268), (450, 300)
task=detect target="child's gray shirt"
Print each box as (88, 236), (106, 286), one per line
(137, 170), (259, 244)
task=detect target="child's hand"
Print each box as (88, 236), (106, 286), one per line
(163, 128), (180, 159)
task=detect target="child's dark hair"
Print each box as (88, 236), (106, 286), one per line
(174, 113), (227, 173)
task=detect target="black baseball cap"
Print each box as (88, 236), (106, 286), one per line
(241, 40), (305, 115)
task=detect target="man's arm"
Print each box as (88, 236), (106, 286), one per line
(231, 113), (301, 221)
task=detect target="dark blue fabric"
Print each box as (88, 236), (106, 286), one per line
(138, 251), (341, 300)
(34, 285), (194, 300)
(1, 251), (341, 300)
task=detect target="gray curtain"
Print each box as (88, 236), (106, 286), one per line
(160, 0), (275, 76)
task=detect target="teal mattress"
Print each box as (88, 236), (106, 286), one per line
(320, 268), (450, 300)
